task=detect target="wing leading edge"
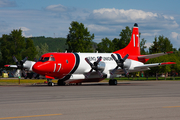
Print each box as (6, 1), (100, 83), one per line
(135, 62), (176, 69)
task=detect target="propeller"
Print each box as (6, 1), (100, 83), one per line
(111, 54), (129, 76)
(12, 56), (28, 77)
(85, 56), (103, 78)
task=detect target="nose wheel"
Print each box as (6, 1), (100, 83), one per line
(47, 79), (54, 86)
(48, 82), (54, 86)
(109, 79), (117, 85)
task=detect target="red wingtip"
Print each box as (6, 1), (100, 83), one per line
(4, 65), (10, 67)
(166, 51), (173, 54)
(161, 62), (176, 65)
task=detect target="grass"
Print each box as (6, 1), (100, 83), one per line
(0, 76), (180, 85)
(0, 78), (58, 85)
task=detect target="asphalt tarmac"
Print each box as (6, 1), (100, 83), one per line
(0, 81), (180, 120)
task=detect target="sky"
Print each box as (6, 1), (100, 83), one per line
(1, 0), (180, 49)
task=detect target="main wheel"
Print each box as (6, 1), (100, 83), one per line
(57, 80), (66, 86)
(109, 79), (117, 85)
(113, 79), (117, 85)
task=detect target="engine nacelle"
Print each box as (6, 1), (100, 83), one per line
(23, 60), (36, 71)
(124, 59), (132, 69)
(97, 61), (105, 72)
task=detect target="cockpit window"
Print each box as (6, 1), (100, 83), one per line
(38, 57), (49, 62)
(49, 57), (55, 61)
(38, 55), (55, 62)
(43, 57), (49, 62)
(49, 55), (55, 61)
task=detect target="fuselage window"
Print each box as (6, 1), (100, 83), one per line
(66, 60), (68, 64)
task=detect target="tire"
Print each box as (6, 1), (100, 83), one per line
(109, 79), (117, 85)
(57, 80), (66, 86)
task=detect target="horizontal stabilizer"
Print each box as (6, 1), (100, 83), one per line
(138, 51), (173, 59)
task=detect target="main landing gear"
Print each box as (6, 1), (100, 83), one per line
(109, 79), (117, 85)
(57, 80), (66, 86)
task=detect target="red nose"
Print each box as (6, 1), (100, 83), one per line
(32, 62), (50, 75)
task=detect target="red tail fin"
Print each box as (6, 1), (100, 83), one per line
(113, 23), (140, 61)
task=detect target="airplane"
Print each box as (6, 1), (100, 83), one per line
(32, 23), (175, 86)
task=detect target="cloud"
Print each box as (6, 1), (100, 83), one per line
(171, 32), (180, 40)
(17, 27), (32, 37)
(87, 24), (114, 32)
(0, 0), (16, 7)
(45, 4), (68, 12)
(20, 27), (30, 32)
(88, 8), (179, 29)
(145, 42), (153, 49)
(92, 8), (158, 21)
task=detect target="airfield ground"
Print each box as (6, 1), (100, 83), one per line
(0, 81), (180, 120)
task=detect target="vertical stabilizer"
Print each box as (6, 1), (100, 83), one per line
(113, 23), (140, 61)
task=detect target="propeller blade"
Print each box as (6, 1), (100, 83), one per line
(34, 58), (38, 62)
(85, 58), (93, 67)
(22, 57), (28, 63)
(110, 66), (118, 75)
(122, 54), (129, 61)
(10, 69), (16, 77)
(85, 69), (93, 78)
(97, 71), (103, 78)
(111, 53), (129, 75)
(13, 56), (18, 63)
(33, 73), (38, 78)
(85, 56), (103, 78)
(22, 70), (27, 77)
(96, 56), (102, 64)
(111, 54), (118, 61)
(123, 68), (129, 76)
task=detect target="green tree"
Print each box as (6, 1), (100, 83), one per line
(112, 38), (120, 51)
(149, 35), (173, 54)
(147, 35), (175, 79)
(96, 37), (114, 52)
(119, 26), (132, 49)
(140, 38), (147, 55)
(66, 21), (94, 52)
(0, 29), (25, 65)
(35, 43), (49, 59)
(22, 38), (37, 61)
(158, 35), (173, 52)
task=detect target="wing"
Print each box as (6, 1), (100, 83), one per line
(111, 62), (176, 75)
(135, 62), (176, 69)
(4, 65), (17, 68)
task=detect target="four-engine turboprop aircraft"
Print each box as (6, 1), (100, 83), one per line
(32, 23), (175, 86)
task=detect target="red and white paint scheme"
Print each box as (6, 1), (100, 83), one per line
(32, 23), (175, 86)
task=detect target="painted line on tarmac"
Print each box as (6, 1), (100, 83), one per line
(163, 106), (180, 108)
(0, 113), (62, 119)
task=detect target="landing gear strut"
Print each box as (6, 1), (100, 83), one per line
(47, 79), (54, 86)
(109, 79), (117, 85)
(57, 80), (66, 86)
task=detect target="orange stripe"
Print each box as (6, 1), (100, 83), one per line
(0, 113), (62, 119)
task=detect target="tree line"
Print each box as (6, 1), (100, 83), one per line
(0, 21), (180, 77)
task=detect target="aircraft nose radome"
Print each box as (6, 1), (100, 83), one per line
(32, 62), (43, 74)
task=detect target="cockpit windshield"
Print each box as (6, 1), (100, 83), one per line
(38, 55), (55, 62)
